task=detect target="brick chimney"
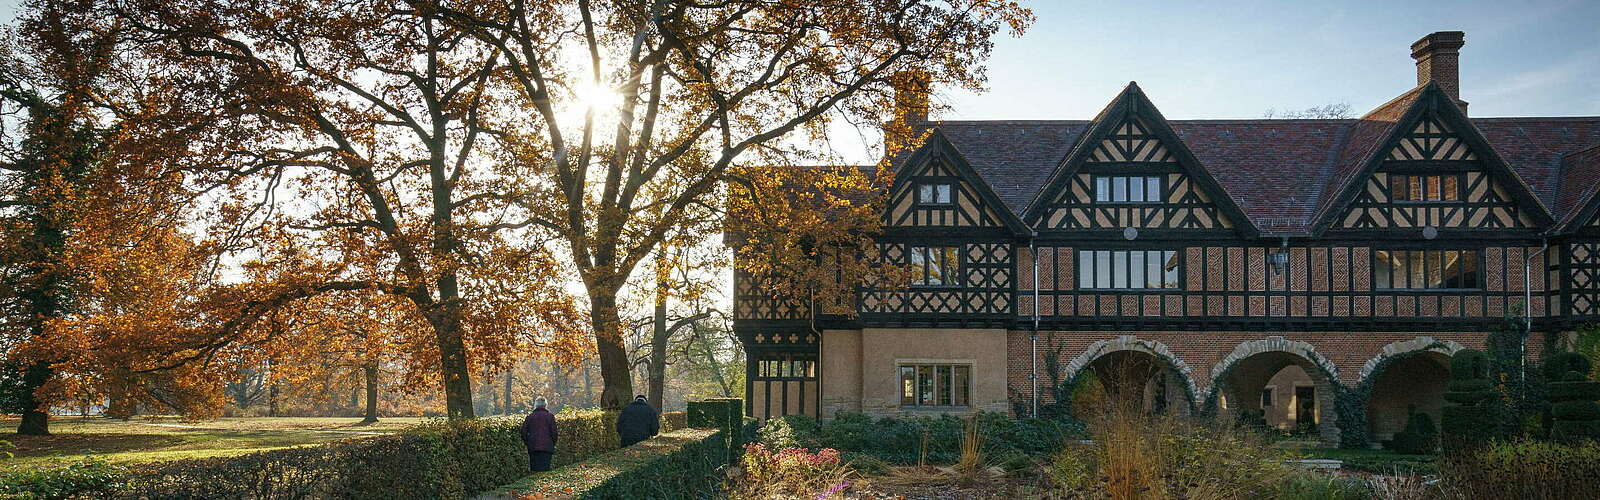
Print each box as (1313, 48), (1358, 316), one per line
(1411, 31), (1467, 112)
(883, 71), (932, 155)
(890, 70), (931, 125)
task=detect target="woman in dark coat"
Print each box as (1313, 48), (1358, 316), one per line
(520, 397), (558, 472)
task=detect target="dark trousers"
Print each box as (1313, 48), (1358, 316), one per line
(529, 450), (553, 472)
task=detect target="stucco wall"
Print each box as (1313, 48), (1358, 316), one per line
(821, 328), (1010, 417)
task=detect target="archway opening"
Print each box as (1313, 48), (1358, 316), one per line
(1366, 351), (1451, 446)
(1216, 351), (1339, 443)
(1075, 350), (1190, 417)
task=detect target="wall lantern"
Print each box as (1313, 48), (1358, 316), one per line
(1268, 237), (1290, 275)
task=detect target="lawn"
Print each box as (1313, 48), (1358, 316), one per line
(0, 416), (431, 468)
(1294, 446), (1438, 475)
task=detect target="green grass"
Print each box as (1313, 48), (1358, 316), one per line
(1295, 447), (1438, 475)
(0, 416), (431, 469)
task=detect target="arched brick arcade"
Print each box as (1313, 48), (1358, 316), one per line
(1059, 336), (1198, 417)
(1209, 338), (1342, 444)
(1358, 338), (1463, 445)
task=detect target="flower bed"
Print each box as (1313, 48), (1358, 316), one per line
(488, 428), (727, 499)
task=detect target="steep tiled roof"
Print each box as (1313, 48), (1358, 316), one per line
(1169, 120), (1351, 234)
(1309, 86), (1429, 230)
(1472, 118), (1600, 217)
(934, 120), (1089, 215)
(1553, 144), (1600, 230)
(915, 112), (1599, 236)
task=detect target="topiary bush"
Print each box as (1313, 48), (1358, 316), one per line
(1442, 348), (1500, 452)
(1386, 405), (1438, 454)
(1544, 351), (1600, 443)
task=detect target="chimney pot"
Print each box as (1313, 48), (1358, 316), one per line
(1411, 31), (1467, 112)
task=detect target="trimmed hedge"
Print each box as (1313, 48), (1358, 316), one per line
(759, 412), (1086, 465)
(489, 429), (727, 499)
(1545, 352), (1600, 443)
(1442, 348), (1500, 452)
(1, 409), (674, 499)
(1441, 439), (1600, 498)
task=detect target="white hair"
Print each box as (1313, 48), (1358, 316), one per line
(534, 397), (547, 409)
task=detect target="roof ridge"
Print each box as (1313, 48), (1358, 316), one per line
(1357, 85), (1427, 120)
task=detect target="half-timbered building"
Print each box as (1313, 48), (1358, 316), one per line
(732, 31), (1600, 446)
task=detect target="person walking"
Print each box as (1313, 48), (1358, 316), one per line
(616, 395), (659, 447)
(521, 397), (558, 472)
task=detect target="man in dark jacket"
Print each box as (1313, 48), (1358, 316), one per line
(616, 395), (659, 447)
(520, 397), (558, 472)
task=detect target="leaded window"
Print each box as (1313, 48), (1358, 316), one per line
(1391, 174), (1461, 202)
(910, 246), (961, 287)
(917, 183), (953, 206)
(899, 364), (971, 407)
(1077, 250), (1181, 289)
(1373, 249), (1481, 290)
(1094, 175), (1163, 203)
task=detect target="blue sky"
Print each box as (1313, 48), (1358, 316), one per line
(939, 0), (1600, 121)
(4, 0), (1596, 150)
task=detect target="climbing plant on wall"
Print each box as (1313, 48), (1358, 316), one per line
(1486, 308), (1548, 439)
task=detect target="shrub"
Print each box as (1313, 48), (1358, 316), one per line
(1046, 412), (1293, 499)
(759, 412), (1085, 465)
(495, 429), (729, 500)
(758, 413), (822, 450)
(1277, 471), (1373, 500)
(1384, 405), (1438, 454)
(1544, 352), (1600, 443)
(0, 459), (129, 499)
(1442, 348), (1500, 452)
(1440, 439), (1600, 499)
(0, 410), (638, 499)
(727, 444), (850, 499)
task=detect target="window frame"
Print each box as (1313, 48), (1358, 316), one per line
(1077, 249), (1184, 290)
(1093, 175), (1165, 204)
(1389, 173), (1464, 203)
(909, 246), (962, 288)
(915, 182), (955, 207)
(898, 363), (973, 408)
(1372, 248), (1484, 291)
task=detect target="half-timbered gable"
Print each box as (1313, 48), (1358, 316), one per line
(860, 134), (1023, 325)
(1325, 86), (1551, 234)
(883, 132), (1026, 232)
(1027, 84), (1253, 237)
(730, 31), (1600, 430)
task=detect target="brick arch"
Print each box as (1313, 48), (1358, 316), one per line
(1209, 336), (1341, 388)
(1357, 336), (1465, 383)
(1062, 335), (1200, 407)
(1205, 336), (1343, 444)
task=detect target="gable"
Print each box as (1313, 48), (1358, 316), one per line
(1384, 115), (1477, 161)
(885, 159), (1011, 228)
(1029, 98), (1250, 235)
(1334, 106), (1538, 231)
(1085, 119), (1176, 163)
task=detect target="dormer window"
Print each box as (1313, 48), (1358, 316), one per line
(1391, 174), (1460, 202)
(1094, 175), (1163, 203)
(917, 183), (953, 206)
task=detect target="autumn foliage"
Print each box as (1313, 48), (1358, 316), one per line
(1, 0), (1030, 423)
